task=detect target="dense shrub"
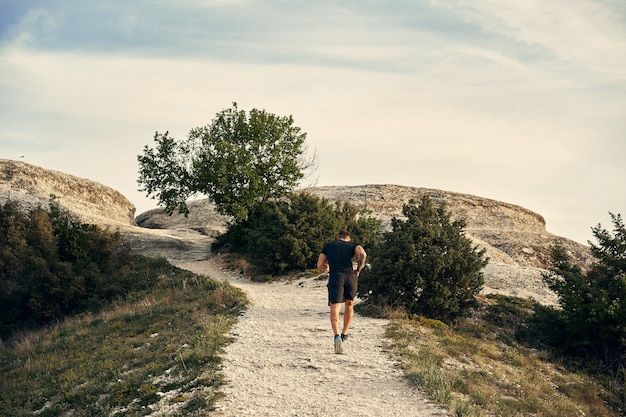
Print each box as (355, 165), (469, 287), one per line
(0, 200), (159, 338)
(212, 192), (381, 275)
(357, 196), (488, 322)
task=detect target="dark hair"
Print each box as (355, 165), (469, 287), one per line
(337, 230), (350, 238)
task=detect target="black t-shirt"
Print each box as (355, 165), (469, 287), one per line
(322, 239), (359, 278)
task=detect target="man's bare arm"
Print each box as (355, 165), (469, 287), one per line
(317, 253), (329, 272)
(355, 245), (367, 276)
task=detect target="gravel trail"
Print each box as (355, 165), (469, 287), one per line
(176, 259), (449, 417)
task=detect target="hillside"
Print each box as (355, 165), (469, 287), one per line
(0, 159), (136, 226)
(0, 159), (594, 305)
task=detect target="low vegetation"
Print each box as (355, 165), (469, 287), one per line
(364, 210), (626, 416)
(377, 294), (622, 417)
(0, 199), (247, 415)
(0, 260), (247, 416)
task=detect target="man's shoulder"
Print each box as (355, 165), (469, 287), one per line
(323, 239), (347, 249)
(323, 239), (359, 250)
(337, 240), (359, 250)
(321, 240), (334, 252)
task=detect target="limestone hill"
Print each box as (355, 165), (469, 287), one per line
(0, 159), (136, 226)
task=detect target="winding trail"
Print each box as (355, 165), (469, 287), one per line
(176, 258), (449, 417)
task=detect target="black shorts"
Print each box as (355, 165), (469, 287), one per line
(327, 271), (357, 304)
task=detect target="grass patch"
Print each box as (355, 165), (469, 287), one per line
(382, 295), (622, 417)
(0, 260), (247, 416)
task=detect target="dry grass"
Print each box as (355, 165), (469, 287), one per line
(0, 266), (247, 416)
(383, 295), (622, 417)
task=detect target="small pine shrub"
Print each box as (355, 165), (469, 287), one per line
(358, 196), (488, 322)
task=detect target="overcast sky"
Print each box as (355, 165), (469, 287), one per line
(1, 0), (624, 244)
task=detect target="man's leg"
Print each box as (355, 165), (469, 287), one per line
(342, 276), (357, 338)
(330, 302), (344, 353)
(342, 299), (354, 336)
(330, 302), (342, 336)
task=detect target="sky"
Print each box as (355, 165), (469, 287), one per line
(0, 0), (624, 245)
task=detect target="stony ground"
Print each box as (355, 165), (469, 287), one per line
(175, 257), (449, 417)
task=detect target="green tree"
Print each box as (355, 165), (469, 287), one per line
(358, 196), (488, 322)
(137, 103), (316, 221)
(543, 213), (626, 372)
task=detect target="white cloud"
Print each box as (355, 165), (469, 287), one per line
(430, 0), (626, 85)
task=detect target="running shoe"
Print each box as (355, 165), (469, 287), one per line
(334, 334), (343, 354)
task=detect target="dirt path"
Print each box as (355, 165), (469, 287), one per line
(176, 258), (449, 417)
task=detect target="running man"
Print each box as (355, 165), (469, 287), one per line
(317, 230), (367, 354)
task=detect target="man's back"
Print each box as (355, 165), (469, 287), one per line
(322, 239), (358, 272)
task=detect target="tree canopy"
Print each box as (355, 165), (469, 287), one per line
(137, 103), (315, 221)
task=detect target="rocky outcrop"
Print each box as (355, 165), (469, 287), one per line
(136, 199), (231, 238)
(0, 159), (136, 226)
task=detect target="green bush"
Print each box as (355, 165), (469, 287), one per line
(357, 196), (488, 322)
(0, 199), (160, 338)
(212, 192), (381, 275)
